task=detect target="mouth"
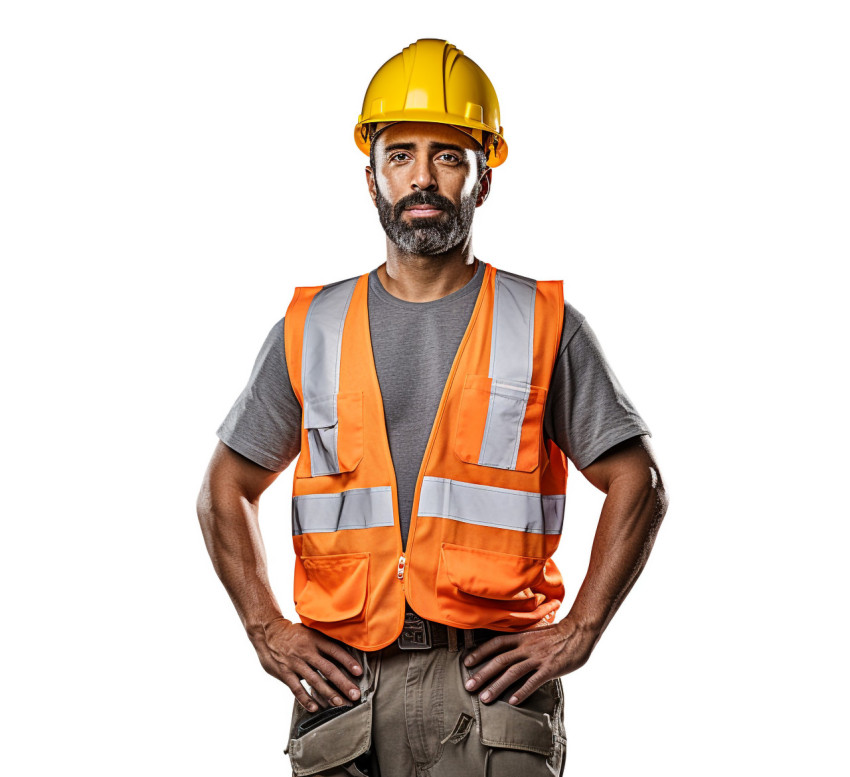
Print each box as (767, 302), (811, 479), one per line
(405, 206), (444, 217)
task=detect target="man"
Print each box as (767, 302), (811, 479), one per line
(197, 38), (668, 776)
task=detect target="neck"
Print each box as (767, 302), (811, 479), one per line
(378, 238), (478, 303)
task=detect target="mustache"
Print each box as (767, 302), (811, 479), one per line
(393, 192), (456, 220)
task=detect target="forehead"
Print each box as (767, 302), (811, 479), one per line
(375, 121), (479, 152)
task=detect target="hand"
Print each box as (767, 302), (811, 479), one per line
(461, 619), (597, 705)
(253, 617), (363, 712)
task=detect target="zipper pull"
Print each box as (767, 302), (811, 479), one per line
(397, 554), (406, 579)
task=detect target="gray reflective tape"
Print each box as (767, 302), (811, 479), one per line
(305, 424), (339, 477)
(418, 476), (564, 535)
(478, 379), (532, 469)
(479, 270), (537, 469)
(301, 276), (359, 476)
(292, 486), (395, 535)
(488, 270), (536, 383)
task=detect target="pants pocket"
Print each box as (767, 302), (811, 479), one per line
(284, 644), (381, 777)
(286, 698), (373, 776)
(464, 656), (567, 777)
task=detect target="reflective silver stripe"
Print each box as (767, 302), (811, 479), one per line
(479, 270), (537, 469)
(417, 476), (564, 535)
(301, 276), (359, 476)
(292, 486), (395, 535)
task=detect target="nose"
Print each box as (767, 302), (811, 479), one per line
(410, 156), (437, 192)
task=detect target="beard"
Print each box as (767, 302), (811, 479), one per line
(375, 180), (479, 256)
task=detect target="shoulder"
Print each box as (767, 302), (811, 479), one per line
(557, 299), (587, 357)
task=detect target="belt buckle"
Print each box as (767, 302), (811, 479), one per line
(397, 611), (432, 649)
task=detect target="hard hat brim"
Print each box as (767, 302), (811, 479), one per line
(355, 114), (508, 168)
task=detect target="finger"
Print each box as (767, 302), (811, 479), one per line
(288, 659), (334, 709)
(310, 654), (362, 703)
(302, 678), (332, 710)
(477, 658), (537, 704)
(259, 655), (328, 709)
(281, 671), (323, 713)
(506, 670), (552, 706)
(299, 662), (354, 708)
(462, 634), (519, 668)
(318, 639), (364, 678)
(463, 646), (524, 691)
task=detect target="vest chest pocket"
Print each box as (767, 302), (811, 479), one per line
(299, 391), (364, 477)
(454, 374), (548, 473)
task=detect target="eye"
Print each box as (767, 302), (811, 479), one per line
(438, 153), (460, 163)
(390, 152), (411, 162)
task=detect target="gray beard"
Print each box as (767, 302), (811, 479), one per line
(375, 181), (479, 256)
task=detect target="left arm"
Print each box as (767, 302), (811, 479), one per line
(462, 434), (669, 705)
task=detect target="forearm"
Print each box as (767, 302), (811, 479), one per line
(196, 481), (286, 646)
(560, 465), (668, 645)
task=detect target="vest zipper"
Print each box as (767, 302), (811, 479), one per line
(403, 265), (491, 610)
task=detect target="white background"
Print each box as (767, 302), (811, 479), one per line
(2, 2), (847, 774)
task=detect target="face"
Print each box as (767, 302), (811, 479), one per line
(366, 121), (491, 256)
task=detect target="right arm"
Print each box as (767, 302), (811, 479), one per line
(196, 440), (362, 711)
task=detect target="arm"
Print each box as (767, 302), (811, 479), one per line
(196, 441), (362, 712)
(462, 434), (669, 704)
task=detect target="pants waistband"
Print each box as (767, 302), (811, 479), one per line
(390, 609), (507, 652)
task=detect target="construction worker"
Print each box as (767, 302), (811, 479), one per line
(197, 38), (668, 776)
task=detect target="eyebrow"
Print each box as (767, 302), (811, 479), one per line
(382, 141), (470, 156)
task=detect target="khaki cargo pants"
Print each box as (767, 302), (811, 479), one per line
(285, 636), (567, 776)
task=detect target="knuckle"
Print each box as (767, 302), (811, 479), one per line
(493, 652), (513, 668)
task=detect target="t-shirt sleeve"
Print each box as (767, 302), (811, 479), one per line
(216, 317), (302, 472)
(543, 301), (652, 471)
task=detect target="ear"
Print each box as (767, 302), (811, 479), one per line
(365, 166), (377, 207)
(475, 168), (493, 207)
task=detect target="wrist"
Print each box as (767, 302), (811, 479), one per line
(246, 613), (290, 646)
(555, 612), (605, 645)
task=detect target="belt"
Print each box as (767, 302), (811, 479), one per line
(395, 609), (505, 651)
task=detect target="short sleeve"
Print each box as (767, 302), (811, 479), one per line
(216, 317), (302, 471)
(543, 302), (652, 470)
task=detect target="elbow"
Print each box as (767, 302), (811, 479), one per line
(196, 476), (216, 539)
(648, 462), (670, 533)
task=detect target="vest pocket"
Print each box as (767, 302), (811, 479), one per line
(295, 552), (370, 623)
(439, 543), (547, 606)
(300, 390), (364, 477)
(454, 374), (547, 473)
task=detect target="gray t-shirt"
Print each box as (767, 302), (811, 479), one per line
(217, 260), (651, 549)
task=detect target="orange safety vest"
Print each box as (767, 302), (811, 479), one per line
(283, 262), (568, 651)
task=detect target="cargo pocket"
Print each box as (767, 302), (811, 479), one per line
(295, 552), (370, 624)
(439, 543), (547, 615)
(284, 643), (381, 777)
(285, 696), (374, 776)
(454, 374), (547, 473)
(464, 656), (567, 777)
(299, 391), (364, 477)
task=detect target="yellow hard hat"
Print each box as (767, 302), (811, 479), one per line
(354, 38), (508, 168)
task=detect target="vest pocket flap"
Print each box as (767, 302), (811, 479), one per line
(286, 696), (373, 776)
(295, 552), (370, 622)
(300, 391), (364, 477)
(441, 543), (546, 600)
(478, 700), (555, 756)
(303, 393), (338, 429)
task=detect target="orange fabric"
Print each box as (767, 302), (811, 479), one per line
(284, 264), (568, 651)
